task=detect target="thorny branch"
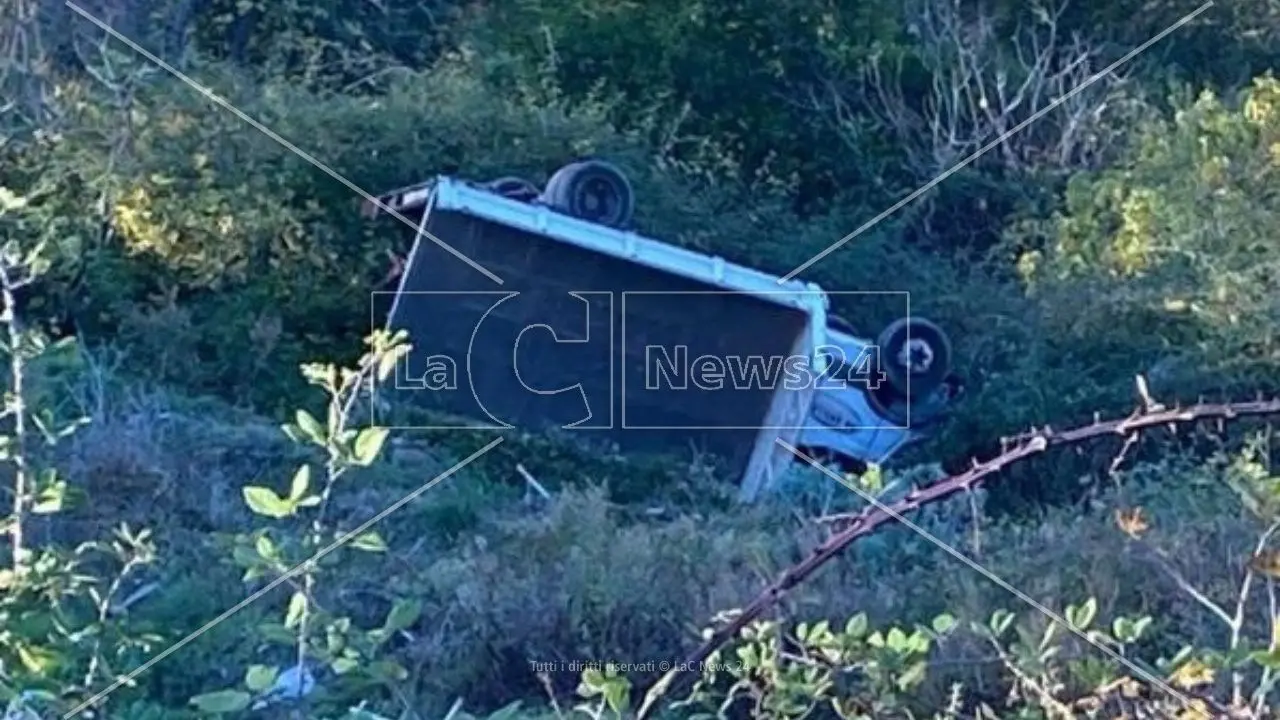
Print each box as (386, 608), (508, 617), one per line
(636, 395), (1280, 718)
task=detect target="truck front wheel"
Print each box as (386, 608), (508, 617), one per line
(541, 159), (635, 229)
(876, 316), (952, 399)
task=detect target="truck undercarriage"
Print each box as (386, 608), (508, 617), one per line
(365, 160), (962, 500)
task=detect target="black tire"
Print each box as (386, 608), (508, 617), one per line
(486, 176), (540, 202)
(540, 159), (635, 229)
(875, 317), (951, 398)
(865, 381), (912, 428)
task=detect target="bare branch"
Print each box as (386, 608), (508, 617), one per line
(835, 0), (1129, 179)
(636, 397), (1280, 717)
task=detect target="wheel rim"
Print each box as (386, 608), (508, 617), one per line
(877, 318), (951, 397)
(574, 175), (623, 223)
(897, 338), (935, 374)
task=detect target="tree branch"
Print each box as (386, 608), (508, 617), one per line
(636, 396), (1280, 717)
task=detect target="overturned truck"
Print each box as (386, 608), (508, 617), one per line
(365, 160), (962, 501)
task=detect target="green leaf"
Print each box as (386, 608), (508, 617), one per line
(256, 622), (296, 646)
(16, 644), (58, 673)
(243, 486), (293, 519)
(289, 465), (311, 501)
(579, 667), (605, 696)
(603, 678), (628, 715)
(352, 427), (389, 466)
(896, 659), (928, 690)
(244, 664), (278, 693)
(255, 534), (279, 563)
(368, 660), (409, 682)
(296, 409), (326, 445)
(1068, 597), (1098, 630)
(189, 690), (252, 714)
(844, 612), (868, 639)
(885, 627), (909, 652)
(31, 480), (67, 514)
(1132, 616), (1153, 639)
(281, 423), (303, 444)
(931, 613), (956, 635)
(376, 348), (401, 382)
(0, 187), (29, 212)
(383, 598), (421, 633)
(989, 609), (1016, 637)
(296, 494), (322, 508)
(285, 591), (307, 629)
(350, 531), (387, 553)
(232, 544), (260, 568)
(1250, 648), (1280, 670)
(332, 654), (360, 675)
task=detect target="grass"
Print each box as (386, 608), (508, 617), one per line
(11, 347), (1276, 716)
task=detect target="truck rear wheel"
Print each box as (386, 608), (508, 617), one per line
(541, 159), (635, 229)
(486, 176), (540, 202)
(876, 316), (951, 398)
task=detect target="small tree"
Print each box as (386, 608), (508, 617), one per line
(0, 180), (161, 716)
(190, 329), (421, 716)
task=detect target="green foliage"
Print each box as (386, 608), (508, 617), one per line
(206, 330), (415, 715)
(0, 177), (167, 716)
(1011, 75), (1280, 401)
(8, 1), (1280, 716)
(464, 0), (914, 212)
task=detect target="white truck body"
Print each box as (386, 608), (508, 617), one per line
(372, 175), (932, 501)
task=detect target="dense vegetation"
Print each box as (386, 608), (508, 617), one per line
(2, 0), (1280, 717)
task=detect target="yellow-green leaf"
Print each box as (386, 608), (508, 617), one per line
(243, 486), (293, 519)
(285, 591), (307, 629)
(296, 409), (326, 445)
(350, 531), (387, 553)
(189, 689), (251, 714)
(16, 644), (57, 673)
(383, 597), (421, 633)
(31, 481), (67, 514)
(352, 427), (389, 466)
(244, 664), (278, 693)
(289, 465), (311, 501)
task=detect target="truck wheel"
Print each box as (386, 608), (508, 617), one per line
(486, 176), (540, 202)
(541, 159), (635, 229)
(865, 382), (912, 427)
(875, 317), (951, 398)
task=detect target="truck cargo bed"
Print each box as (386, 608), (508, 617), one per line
(380, 177), (824, 484)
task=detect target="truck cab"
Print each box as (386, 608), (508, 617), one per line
(797, 317), (962, 475)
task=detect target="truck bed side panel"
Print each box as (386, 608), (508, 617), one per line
(386, 208), (812, 480)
